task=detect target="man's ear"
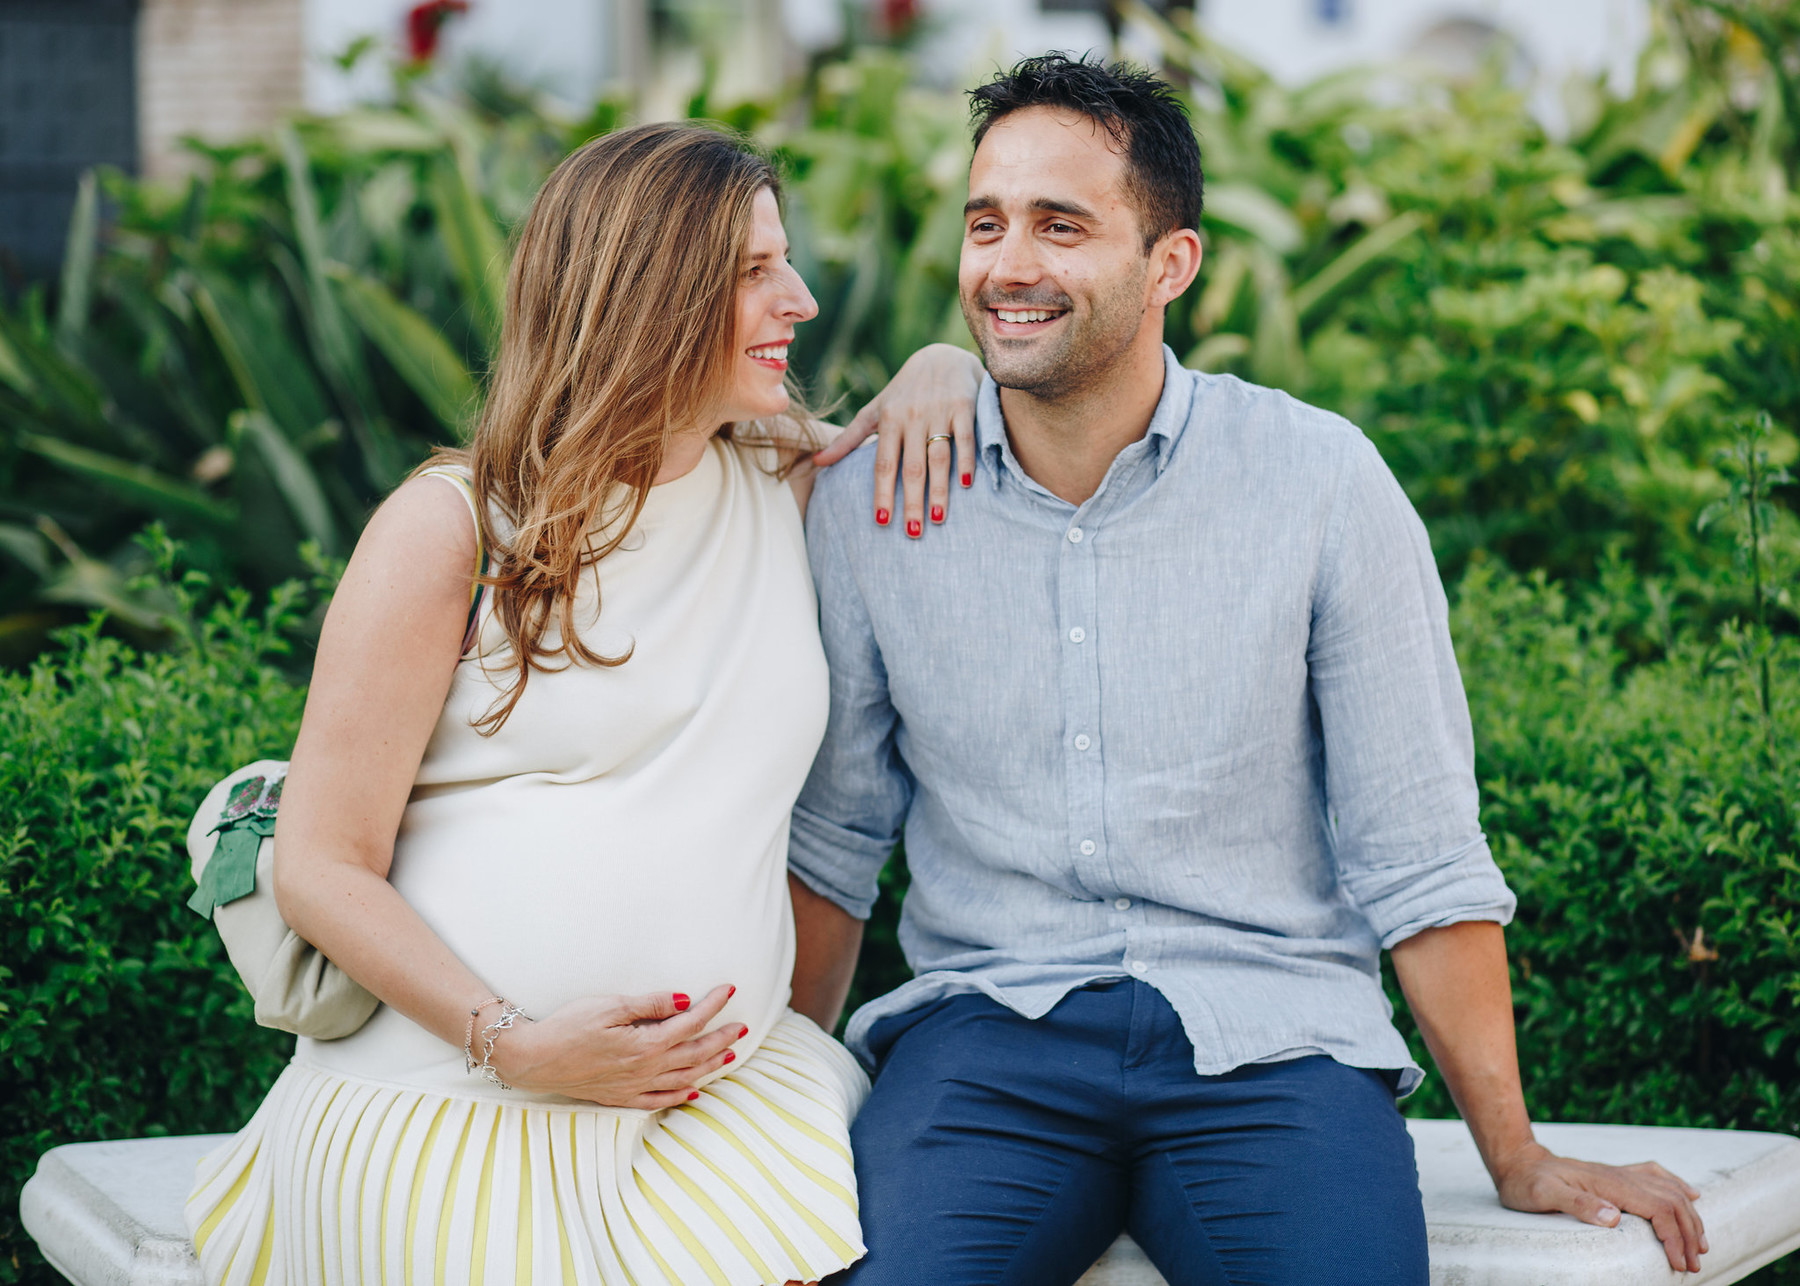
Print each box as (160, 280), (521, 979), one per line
(1147, 228), (1203, 309)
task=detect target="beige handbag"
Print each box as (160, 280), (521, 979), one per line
(185, 760), (379, 1039)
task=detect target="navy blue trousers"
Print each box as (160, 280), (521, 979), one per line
(835, 981), (1428, 1286)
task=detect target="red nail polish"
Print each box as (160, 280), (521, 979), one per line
(727, 985), (736, 999)
(740, 1025), (750, 1039)
(723, 1050), (736, 1064)
(687, 1090), (700, 1101)
(672, 993), (690, 1011)
(931, 505), (944, 523)
(962, 473), (972, 487)
(907, 519), (921, 537)
(875, 508), (889, 525)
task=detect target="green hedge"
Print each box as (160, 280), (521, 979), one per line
(1410, 565), (1800, 1129)
(1419, 565), (1799, 1283)
(5, 545), (1790, 1284)
(0, 539), (307, 1285)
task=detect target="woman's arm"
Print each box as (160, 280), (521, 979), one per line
(273, 477), (742, 1108)
(811, 343), (985, 536)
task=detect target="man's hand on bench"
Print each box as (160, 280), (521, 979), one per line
(1391, 922), (1708, 1274)
(1491, 1143), (1707, 1273)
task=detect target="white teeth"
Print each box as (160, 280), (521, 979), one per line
(996, 309), (1060, 323)
(748, 344), (789, 360)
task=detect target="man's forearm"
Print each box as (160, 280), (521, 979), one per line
(1393, 919), (1708, 1272)
(788, 872), (864, 1032)
(1389, 920), (1538, 1176)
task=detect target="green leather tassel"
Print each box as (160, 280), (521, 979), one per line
(188, 800), (279, 918)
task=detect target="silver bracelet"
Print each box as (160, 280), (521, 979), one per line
(463, 995), (505, 1075)
(475, 1002), (527, 1089)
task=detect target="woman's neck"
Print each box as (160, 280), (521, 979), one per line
(654, 425), (721, 486)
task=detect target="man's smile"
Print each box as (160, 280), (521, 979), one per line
(988, 306), (1068, 336)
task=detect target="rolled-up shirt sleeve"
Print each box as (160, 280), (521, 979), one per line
(1308, 435), (1516, 948)
(788, 481), (914, 921)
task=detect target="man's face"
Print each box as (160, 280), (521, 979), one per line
(959, 107), (1153, 401)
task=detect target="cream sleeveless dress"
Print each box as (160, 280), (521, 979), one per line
(186, 437), (869, 1286)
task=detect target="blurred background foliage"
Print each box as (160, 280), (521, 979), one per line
(3, 1), (1799, 1282)
(2, 0), (1796, 656)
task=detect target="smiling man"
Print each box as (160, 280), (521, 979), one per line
(788, 54), (1707, 1284)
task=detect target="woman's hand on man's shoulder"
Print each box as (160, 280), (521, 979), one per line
(811, 343), (984, 538)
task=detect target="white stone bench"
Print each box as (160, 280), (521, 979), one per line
(20, 1120), (1800, 1285)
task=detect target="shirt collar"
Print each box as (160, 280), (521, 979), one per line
(975, 344), (1195, 488)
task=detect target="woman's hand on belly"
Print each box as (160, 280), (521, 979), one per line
(491, 982), (748, 1109)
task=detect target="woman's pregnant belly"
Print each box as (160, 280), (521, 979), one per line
(298, 776), (796, 1105)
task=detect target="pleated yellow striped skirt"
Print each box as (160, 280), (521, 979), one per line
(186, 1012), (869, 1285)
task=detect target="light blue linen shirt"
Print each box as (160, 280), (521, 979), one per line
(790, 346), (1516, 1093)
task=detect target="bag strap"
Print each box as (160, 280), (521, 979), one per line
(418, 466), (491, 654)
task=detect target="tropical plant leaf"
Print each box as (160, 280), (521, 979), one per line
(1194, 241), (1251, 336)
(1248, 246), (1303, 390)
(321, 109), (447, 155)
(1187, 332), (1251, 372)
(229, 410), (341, 554)
(190, 269), (334, 443)
(1292, 211), (1425, 323)
(0, 321), (37, 396)
(0, 313), (106, 422)
(17, 434), (235, 528)
(1205, 183), (1305, 256)
(279, 128), (377, 416)
(37, 554), (176, 629)
(0, 523), (51, 577)
(327, 264), (478, 438)
(55, 171), (98, 352)
(426, 153), (507, 356)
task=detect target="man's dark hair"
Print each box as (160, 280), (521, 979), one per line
(968, 53), (1203, 251)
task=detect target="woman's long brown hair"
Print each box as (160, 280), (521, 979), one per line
(420, 122), (809, 732)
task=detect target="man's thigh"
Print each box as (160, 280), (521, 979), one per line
(1127, 1053), (1429, 1286)
(835, 990), (1132, 1286)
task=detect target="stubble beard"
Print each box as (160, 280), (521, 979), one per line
(962, 265), (1149, 404)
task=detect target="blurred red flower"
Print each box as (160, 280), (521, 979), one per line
(877, 0), (918, 38)
(406, 0), (469, 63)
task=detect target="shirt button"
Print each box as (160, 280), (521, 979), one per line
(1079, 839), (1096, 856)
(1129, 960), (1148, 975)
(1073, 734), (1091, 751)
(1068, 626), (1086, 643)
(1067, 526), (1084, 543)
(1114, 897), (1132, 911)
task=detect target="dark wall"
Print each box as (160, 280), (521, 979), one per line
(0, 0), (138, 285)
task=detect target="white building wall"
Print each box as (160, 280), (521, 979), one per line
(908, 0), (1110, 87)
(295, 0), (1652, 129)
(138, 0), (305, 179)
(812, 0), (1650, 132)
(303, 0), (616, 112)
(1203, 0), (1649, 130)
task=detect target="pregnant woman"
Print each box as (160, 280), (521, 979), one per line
(185, 122), (978, 1285)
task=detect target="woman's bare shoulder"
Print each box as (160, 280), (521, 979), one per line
(365, 474), (479, 577)
(321, 475), (479, 652)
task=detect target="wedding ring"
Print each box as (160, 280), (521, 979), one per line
(924, 433), (954, 447)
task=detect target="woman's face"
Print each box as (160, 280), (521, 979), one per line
(719, 186), (818, 424)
